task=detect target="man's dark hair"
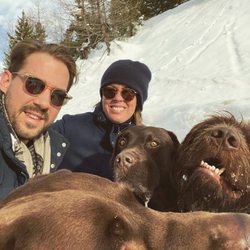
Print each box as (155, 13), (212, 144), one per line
(8, 40), (77, 91)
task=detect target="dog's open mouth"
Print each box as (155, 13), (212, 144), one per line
(201, 158), (225, 175)
(182, 157), (243, 200)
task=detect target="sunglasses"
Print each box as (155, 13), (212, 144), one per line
(11, 72), (72, 107)
(101, 86), (137, 102)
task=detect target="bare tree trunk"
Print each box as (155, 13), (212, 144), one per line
(96, 0), (110, 55)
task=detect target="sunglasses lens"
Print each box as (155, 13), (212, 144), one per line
(51, 89), (68, 107)
(122, 89), (136, 102)
(25, 77), (45, 94)
(26, 76), (68, 107)
(102, 86), (136, 102)
(102, 87), (116, 99)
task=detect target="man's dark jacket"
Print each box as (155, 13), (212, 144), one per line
(0, 111), (69, 200)
(52, 106), (134, 180)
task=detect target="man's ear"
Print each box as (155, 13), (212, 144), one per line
(0, 70), (11, 93)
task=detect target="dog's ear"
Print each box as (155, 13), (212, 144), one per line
(167, 130), (180, 149)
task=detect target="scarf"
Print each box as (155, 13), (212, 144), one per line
(0, 92), (51, 177)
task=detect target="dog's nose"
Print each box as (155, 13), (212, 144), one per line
(211, 127), (239, 149)
(115, 152), (135, 167)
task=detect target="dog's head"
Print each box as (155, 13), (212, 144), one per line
(0, 190), (149, 250)
(174, 112), (250, 212)
(112, 125), (179, 206)
(1, 171), (250, 249)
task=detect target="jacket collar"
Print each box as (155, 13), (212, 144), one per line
(93, 104), (135, 133)
(0, 92), (21, 145)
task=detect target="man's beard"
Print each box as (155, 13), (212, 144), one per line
(10, 104), (49, 141)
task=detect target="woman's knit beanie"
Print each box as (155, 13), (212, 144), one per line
(100, 59), (151, 111)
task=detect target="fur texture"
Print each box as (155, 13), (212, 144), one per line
(0, 171), (250, 249)
(174, 112), (250, 212)
(112, 125), (179, 211)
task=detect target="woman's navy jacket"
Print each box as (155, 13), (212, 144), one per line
(52, 106), (134, 180)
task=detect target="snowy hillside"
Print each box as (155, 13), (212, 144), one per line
(6, 0), (250, 142)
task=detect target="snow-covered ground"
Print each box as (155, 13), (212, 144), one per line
(2, 0), (250, 142)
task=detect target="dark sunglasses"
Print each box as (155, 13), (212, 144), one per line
(11, 72), (72, 107)
(101, 86), (137, 102)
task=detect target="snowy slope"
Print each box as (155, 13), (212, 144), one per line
(4, 0), (250, 142)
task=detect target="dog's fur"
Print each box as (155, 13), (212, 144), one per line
(112, 125), (180, 211)
(0, 171), (250, 249)
(174, 112), (250, 212)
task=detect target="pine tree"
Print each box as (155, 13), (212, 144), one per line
(61, 0), (90, 59)
(33, 21), (47, 42)
(4, 11), (47, 68)
(109, 0), (142, 38)
(61, 0), (110, 59)
(141, 0), (186, 19)
(61, 0), (188, 60)
(14, 11), (34, 40)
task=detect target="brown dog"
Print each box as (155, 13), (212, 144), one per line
(112, 125), (180, 211)
(174, 112), (250, 213)
(0, 171), (250, 249)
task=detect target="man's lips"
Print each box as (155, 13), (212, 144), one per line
(24, 111), (45, 121)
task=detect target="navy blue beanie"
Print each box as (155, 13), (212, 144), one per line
(100, 59), (151, 111)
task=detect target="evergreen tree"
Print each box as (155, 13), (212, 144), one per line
(62, 0), (91, 59)
(60, 0), (189, 59)
(61, 0), (110, 59)
(109, 0), (142, 38)
(141, 0), (186, 19)
(4, 11), (47, 68)
(33, 21), (47, 42)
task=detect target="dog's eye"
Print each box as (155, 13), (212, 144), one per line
(149, 140), (159, 148)
(119, 138), (126, 147)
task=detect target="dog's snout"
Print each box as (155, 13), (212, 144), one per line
(211, 127), (239, 149)
(116, 152), (135, 167)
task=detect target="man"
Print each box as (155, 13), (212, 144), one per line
(0, 40), (77, 200)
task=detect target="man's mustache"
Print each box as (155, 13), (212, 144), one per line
(20, 105), (49, 121)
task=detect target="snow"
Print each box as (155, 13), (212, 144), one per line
(3, 0), (250, 142)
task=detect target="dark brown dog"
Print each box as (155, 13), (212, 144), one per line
(0, 170), (135, 208)
(0, 171), (250, 249)
(174, 112), (250, 212)
(112, 125), (180, 211)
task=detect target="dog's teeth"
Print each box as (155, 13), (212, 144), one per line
(204, 162), (209, 168)
(218, 168), (225, 175)
(182, 175), (187, 181)
(215, 168), (220, 175)
(201, 161), (225, 176)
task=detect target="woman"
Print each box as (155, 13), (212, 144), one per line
(52, 59), (151, 180)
